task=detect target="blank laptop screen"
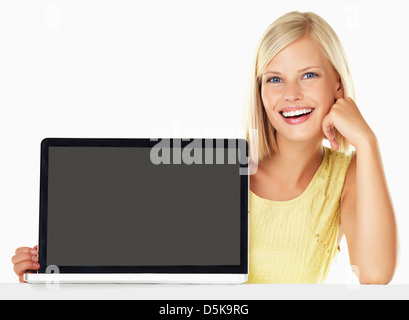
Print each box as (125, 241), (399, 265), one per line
(45, 144), (242, 267)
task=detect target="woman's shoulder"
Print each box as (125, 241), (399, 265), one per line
(335, 147), (356, 205)
(324, 146), (355, 174)
(320, 146), (355, 200)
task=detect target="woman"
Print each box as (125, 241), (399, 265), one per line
(243, 11), (397, 283)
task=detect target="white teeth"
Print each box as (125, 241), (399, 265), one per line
(282, 108), (312, 118)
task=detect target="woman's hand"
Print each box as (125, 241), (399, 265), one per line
(11, 246), (40, 283)
(322, 97), (375, 150)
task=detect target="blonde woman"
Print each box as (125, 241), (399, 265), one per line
(244, 11), (397, 283)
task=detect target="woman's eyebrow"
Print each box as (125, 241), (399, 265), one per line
(263, 66), (322, 75)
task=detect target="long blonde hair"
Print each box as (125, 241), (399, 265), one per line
(242, 11), (355, 163)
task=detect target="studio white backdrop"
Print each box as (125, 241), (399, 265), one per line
(0, 0), (408, 285)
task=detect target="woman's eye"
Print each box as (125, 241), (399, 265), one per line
(304, 72), (318, 79)
(268, 77), (282, 83)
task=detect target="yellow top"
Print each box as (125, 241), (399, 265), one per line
(247, 147), (353, 283)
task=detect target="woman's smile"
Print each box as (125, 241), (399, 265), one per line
(279, 106), (315, 125)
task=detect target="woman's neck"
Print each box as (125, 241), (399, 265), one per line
(260, 135), (325, 185)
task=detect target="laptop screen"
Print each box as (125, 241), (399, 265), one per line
(39, 138), (248, 274)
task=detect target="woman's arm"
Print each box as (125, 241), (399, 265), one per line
(341, 136), (397, 284)
(323, 97), (397, 284)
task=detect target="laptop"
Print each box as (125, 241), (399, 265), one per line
(25, 138), (249, 284)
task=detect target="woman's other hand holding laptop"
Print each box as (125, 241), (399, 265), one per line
(11, 245), (40, 283)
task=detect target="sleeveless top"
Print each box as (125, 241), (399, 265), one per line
(247, 147), (353, 283)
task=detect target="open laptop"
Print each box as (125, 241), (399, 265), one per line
(25, 138), (249, 284)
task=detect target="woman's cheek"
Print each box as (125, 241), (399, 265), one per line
(261, 87), (281, 109)
(306, 85), (334, 114)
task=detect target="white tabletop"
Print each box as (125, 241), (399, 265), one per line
(0, 283), (408, 300)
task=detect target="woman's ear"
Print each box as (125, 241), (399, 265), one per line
(334, 76), (344, 100)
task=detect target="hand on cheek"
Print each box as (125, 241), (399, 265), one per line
(321, 97), (374, 150)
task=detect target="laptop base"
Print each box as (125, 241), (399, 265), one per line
(24, 273), (248, 284)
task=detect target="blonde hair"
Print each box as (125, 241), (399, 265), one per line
(242, 11), (355, 163)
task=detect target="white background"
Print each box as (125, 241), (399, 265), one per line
(0, 0), (408, 285)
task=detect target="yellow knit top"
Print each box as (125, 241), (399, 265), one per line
(247, 147), (353, 283)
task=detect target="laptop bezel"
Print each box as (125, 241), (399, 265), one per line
(38, 138), (248, 275)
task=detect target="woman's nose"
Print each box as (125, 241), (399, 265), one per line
(284, 82), (303, 101)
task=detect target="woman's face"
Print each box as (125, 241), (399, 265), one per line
(260, 35), (343, 145)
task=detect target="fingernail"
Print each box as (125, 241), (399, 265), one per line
(33, 262), (40, 268)
(31, 249), (37, 255)
(31, 255), (38, 262)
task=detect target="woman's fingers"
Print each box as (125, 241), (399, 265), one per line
(329, 127), (339, 150)
(15, 246), (37, 255)
(12, 246), (40, 283)
(11, 252), (38, 265)
(322, 113), (339, 150)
